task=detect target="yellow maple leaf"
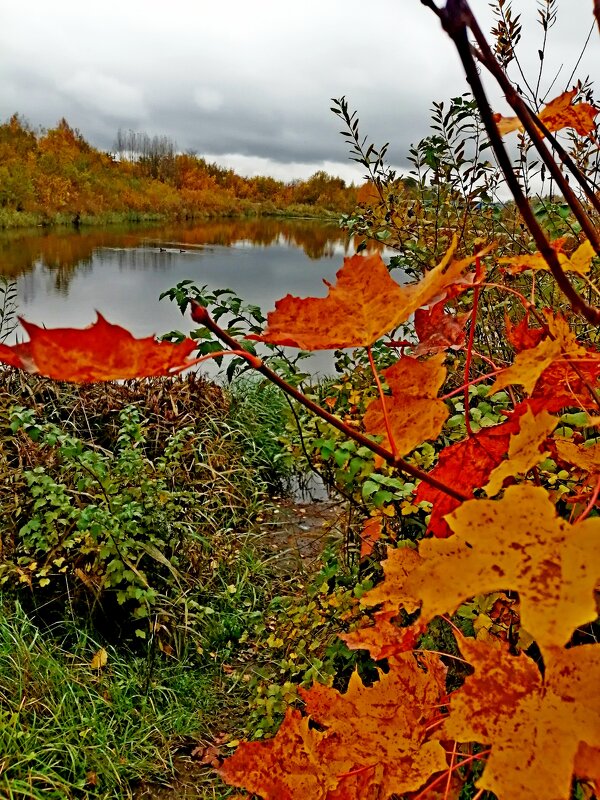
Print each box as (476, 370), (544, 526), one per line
(90, 647), (108, 670)
(440, 639), (600, 800)
(484, 407), (558, 496)
(500, 239), (596, 275)
(489, 313), (589, 395)
(360, 484), (600, 654)
(555, 438), (600, 475)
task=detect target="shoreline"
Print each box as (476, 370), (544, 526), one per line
(0, 204), (341, 232)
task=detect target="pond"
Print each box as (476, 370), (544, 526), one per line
(0, 218), (383, 378)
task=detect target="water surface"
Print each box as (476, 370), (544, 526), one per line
(1, 219), (380, 377)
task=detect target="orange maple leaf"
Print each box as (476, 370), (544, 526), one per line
(340, 609), (423, 660)
(363, 354), (449, 457)
(0, 314), (198, 383)
(218, 708), (335, 800)
(360, 516), (384, 559)
(555, 438), (600, 475)
(360, 484), (600, 654)
(532, 352), (600, 409)
(494, 88), (599, 137)
(505, 314), (545, 352)
(440, 639), (600, 800)
(220, 653), (448, 799)
(249, 238), (485, 350)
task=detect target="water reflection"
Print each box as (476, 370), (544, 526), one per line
(0, 218), (377, 288)
(0, 219), (383, 377)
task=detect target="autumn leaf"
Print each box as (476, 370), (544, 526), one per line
(532, 352), (600, 409)
(489, 313), (589, 395)
(249, 238), (487, 350)
(360, 485), (600, 654)
(412, 301), (470, 357)
(555, 438), (600, 475)
(90, 647), (108, 670)
(360, 516), (384, 559)
(484, 406), (558, 496)
(220, 653), (448, 799)
(300, 652), (448, 798)
(494, 87), (599, 137)
(363, 355), (449, 457)
(0, 341), (29, 370)
(505, 314), (544, 352)
(219, 709), (335, 800)
(0, 314), (198, 383)
(500, 238), (596, 275)
(340, 610), (424, 660)
(415, 414), (520, 537)
(440, 639), (600, 800)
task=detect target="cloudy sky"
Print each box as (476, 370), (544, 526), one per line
(1, 1), (597, 183)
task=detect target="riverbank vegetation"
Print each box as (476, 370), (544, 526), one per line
(0, 115), (358, 229)
(1, 1), (600, 798)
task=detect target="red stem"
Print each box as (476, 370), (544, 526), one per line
(367, 345), (398, 457)
(411, 749), (491, 800)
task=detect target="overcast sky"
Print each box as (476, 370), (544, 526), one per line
(0, 1), (597, 183)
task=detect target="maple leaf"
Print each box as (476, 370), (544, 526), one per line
(340, 609), (424, 660)
(415, 414), (520, 537)
(490, 313), (589, 395)
(532, 353), (600, 410)
(218, 708), (335, 800)
(555, 438), (600, 475)
(0, 341), (28, 370)
(494, 87), (599, 137)
(220, 654), (448, 799)
(360, 485), (600, 654)
(0, 315), (198, 383)
(575, 742), (600, 795)
(505, 314), (544, 352)
(484, 406), (558, 496)
(300, 652), (448, 798)
(412, 301), (470, 357)
(249, 238), (486, 350)
(440, 639), (600, 800)
(363, 355), (449, 457)
(360, 516), (383, 559)
(500, 238), (596, 275)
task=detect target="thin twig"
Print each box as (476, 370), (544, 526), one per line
(433, 0), (600, 325)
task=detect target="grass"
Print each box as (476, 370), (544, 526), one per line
(0, 600), (233, 799)
(228, 376), (297, 492)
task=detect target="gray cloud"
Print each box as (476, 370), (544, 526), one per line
(0, 0), (597, 181)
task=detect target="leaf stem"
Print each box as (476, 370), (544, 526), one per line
(366, 345), (398, 457)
